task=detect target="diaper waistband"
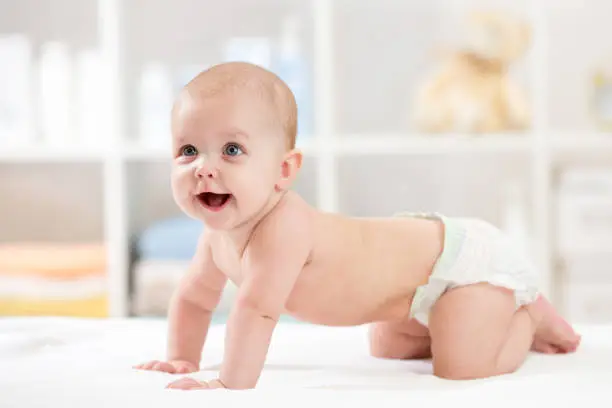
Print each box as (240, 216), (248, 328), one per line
(394, 211), (467, 272)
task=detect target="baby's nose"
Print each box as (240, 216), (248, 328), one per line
(195, 158), (219, 179)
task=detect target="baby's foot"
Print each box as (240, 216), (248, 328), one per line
(530, 295), (581, 354)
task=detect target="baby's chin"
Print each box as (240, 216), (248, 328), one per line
(183, 193), (274, 231)
(189, 198), (249, 231)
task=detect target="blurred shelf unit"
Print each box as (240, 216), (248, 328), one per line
(554, 166), (612, 323)
(3, 132), (612, 163)
(552, 133), (612, 159)
(2, 0), (612, 320)
(0, 145), (107, 163)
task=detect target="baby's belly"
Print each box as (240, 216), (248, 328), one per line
(283, 284), (416, 326)
(282, 220), (438, 326)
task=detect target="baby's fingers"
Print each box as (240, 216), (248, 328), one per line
(133, 360), (162, 370)
(133, 361), (177, 373)
(152, 361), (178, 373)
(166, 377), (209, 390)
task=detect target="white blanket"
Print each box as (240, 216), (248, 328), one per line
(0, 317), (611, 407)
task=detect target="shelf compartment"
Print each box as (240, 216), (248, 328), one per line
(0, 163), (105, 243)
(336, 152), (534, 231)
(121, 0), (316, 147)
(545, 2), (612, 132)
(0, 162), (107, 318)
(0, 0), (106, 149)
(332, 0), (532, 135)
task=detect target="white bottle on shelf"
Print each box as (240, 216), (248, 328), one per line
(138, 62), (173, 149)
(0, 34), (34, 147)
(39, 41), (73, 147)
(75, 49), (108, 148)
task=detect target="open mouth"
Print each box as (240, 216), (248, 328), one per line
(197, 192), (232, 212)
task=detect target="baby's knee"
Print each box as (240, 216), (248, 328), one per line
(368, 325), (399, 359)
(432, 343), (520, 380)
(368, 324), (431, 360)
(434, 361), (512, 380)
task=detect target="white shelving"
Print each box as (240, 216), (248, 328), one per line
(553, 134), (612, 158)
(0, 145), (107, 162)
(2, 0), (612, 318)
(2, 133), (612, 163)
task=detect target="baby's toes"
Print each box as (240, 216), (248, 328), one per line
(562, 335), (582, 353)
(556, 334), (580, 353)
(570, 342), (580, 353)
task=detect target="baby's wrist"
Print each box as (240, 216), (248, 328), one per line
(167, 355), (199, 367)
(218, 372), (257, 390)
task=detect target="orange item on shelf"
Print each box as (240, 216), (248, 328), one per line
(0, 243), (107, 278)
(0, 296), (108, 318)
(0, 242), (109, 317)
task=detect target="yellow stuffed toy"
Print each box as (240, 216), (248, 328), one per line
(411, 11), (532, 134)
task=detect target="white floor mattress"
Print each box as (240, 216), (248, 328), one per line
(1, 317), (611, 407)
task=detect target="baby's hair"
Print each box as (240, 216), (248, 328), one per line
(183, 62), (298, 150)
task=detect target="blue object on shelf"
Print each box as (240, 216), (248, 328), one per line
(137, 217), (204, 260)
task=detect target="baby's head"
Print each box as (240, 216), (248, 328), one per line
(170, 62), (302, 230)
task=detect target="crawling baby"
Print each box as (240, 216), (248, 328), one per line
(135, 61), (581, 390)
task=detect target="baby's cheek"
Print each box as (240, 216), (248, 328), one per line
(239, 176), (268, 204)
(252, 170), (275, 191)
(169, 172), (191, 201)
(169, 175), (182, 197)
(230, 161), (274, 196)
(238, 177), (262, 199)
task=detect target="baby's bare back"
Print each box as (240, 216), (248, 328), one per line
(282, 208), (445, 326)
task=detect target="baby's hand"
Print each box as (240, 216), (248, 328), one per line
(166, 377), (226, 390)
(133, 360), (198, 374)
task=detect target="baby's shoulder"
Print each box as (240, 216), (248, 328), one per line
(239, 193), (314, 273)
(251, 192), (313, 249)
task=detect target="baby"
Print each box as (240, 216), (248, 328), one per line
(135, 62), (581, 390)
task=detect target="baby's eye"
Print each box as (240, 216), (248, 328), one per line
(180, 145), (198, 157)
(223, 143), (244, 157)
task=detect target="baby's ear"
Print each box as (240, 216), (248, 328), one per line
(276, 149), (303, 191)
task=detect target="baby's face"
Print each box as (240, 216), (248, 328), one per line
(170, 92), (286, 230)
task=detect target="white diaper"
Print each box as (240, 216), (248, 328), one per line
(402, 212), (541, 327)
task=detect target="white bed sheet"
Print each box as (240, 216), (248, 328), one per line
(0, 317), (611, 407)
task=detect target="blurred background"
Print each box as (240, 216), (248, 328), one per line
(1, 0), (611, 325)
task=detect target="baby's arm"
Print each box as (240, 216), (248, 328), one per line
(219, 206), (311, 389)
(166, 231), (227, 366)
(135, 231), (227, 373)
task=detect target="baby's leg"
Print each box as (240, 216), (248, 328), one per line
(369, 319), (431, 360)
(428, 283), (540, 380)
